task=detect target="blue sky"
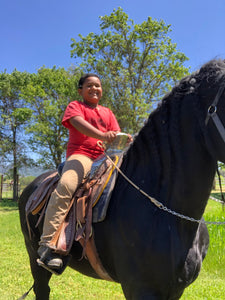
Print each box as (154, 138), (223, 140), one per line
(1, 0), (225, 74)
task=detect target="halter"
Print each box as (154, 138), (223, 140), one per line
(205, 84), (225, 143)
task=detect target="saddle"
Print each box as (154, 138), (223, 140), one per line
(25, 153), (123, 279)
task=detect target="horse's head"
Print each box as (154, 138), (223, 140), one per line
(192, 59), (225, 163)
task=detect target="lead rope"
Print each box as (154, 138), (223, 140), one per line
(17, 284), (34, 300)
(103, 152), (225, 225)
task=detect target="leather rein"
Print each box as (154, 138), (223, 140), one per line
(104, 86), (225, 225)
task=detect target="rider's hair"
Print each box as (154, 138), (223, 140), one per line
(78, 73), (101, 89)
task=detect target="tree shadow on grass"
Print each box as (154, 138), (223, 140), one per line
(0, 199), (18, 211)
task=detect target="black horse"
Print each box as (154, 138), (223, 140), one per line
(19, 59), (225, 299)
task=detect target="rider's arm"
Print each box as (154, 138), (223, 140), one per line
(69, 116), (118, 143)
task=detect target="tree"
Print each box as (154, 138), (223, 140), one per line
(71, 7), (190, 133)
(22, 66), (81, 169)
(0, 70), (33, 200)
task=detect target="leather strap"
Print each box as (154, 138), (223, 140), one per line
(79, 234), (114, 282)
(205, 85), (225, 143)
(209, 112), (225, 144)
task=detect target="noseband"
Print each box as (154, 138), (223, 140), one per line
(205, 85), (225, 143)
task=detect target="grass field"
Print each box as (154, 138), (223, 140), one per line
(0, 196), (224, 300)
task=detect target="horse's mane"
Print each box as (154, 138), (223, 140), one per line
(159, 58), (225, 106)
(125, 59), (225, 197)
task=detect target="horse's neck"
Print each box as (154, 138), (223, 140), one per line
(126, 96), (216, 220)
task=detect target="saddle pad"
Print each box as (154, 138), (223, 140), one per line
(92, 154), (122, 222)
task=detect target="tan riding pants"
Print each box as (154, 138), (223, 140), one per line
(39, 154), (93, 246)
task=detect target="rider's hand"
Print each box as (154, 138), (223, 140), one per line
(126, 134), (133, 144)
(102, 131), (118, 143)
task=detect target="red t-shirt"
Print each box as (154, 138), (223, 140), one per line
(62, 101), (120, 159)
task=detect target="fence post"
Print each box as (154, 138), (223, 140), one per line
(16, 174), (19, 202)
(0, 175), (3, 201)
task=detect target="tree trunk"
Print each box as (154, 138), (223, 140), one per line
(0, 174), (3, 201)
(12, 126), (18, 201)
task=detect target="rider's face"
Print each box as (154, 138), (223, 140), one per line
(78, 77), (102, 108)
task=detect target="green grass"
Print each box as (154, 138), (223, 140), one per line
(0, 199), (124, 300)
(181, 196), (225, 299)
(1, 191), (13, 200)
(0, 198), (224, 299)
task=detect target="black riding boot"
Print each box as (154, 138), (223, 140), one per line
(37, 245), (66, 274)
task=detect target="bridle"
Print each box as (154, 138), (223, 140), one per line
(104, 86), (225, 225)
(205, 84), (225, 143)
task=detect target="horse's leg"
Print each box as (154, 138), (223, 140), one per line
(31, 255), (52, 300)
(121, 283), (183, 300)
(121, 283), (159, 300)
(25, 237), (52, 300)
(121, 286), (158, 300)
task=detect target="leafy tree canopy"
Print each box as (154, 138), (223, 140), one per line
(21, 66), (82, 169)
(0, 70), (33, 199)
(0, 70), (33, 166)
(71, 7), (190, 132)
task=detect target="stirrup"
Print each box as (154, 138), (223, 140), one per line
(37, 255), (71, 275)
